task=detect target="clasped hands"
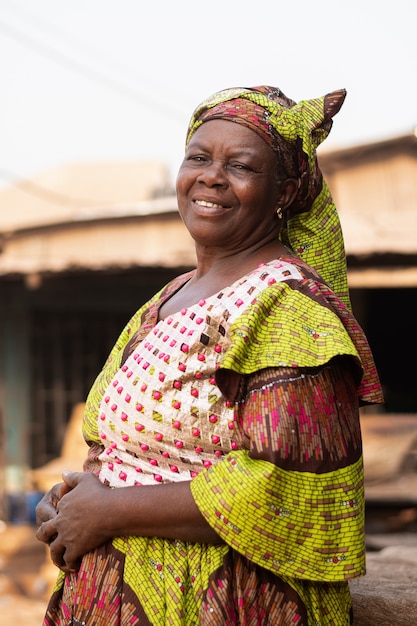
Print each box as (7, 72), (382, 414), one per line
(35, 471), (114, 573)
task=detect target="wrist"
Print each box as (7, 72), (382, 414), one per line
(101, 486), (138, 538)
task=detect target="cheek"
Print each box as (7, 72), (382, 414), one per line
(242, 187), (272, 213)
(175, 170), (183, 195)
(175, 168), (191, 202)
(175, 173), (194, 222)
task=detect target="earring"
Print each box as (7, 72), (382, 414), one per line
(276, 207), (283, 219)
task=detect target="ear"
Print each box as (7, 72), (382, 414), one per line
(277, 178), (298, 210)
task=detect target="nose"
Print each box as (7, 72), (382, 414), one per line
(196, 160), (227, 187)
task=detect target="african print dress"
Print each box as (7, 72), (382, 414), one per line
(43, 256), (383, 626)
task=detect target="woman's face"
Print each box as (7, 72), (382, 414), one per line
(176, 119), (287, 251)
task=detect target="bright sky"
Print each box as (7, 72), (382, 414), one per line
(0, 0), (416, 189)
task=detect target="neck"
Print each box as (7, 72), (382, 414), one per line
(157, 236), (294, 320)
(193, 236), (290, 282)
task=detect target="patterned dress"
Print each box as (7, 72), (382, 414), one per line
(43, 256), (383, 626)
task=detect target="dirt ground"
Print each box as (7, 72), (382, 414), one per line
(0, 522), (54, 626)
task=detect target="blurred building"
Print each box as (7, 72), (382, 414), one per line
(0, 161), (192, 495)
(320, 133), (417, 415)
(0, 134), (416, 498)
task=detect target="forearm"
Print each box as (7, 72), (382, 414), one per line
(36, 472), (223, 572)
(105, 480), (222, 544)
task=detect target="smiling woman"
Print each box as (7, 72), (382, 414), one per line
(169, 119), (296, 310)
(36, 85), (383, 626)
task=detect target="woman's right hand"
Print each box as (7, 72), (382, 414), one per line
(35, 480), (72, 538)
(36, 472), (116, 572)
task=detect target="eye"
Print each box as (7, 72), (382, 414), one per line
(187, 154), (208, 164)
(228, 161), (252, 173)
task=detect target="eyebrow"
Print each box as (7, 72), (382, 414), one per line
(186, 140), (260, 158)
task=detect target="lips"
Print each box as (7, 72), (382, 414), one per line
(195, 200), (224, 209)
(192, 198), (232, 217)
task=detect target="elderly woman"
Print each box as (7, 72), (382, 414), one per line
(36, 85), (383, 625)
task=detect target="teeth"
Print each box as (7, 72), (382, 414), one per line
(196, 200), (223, 209)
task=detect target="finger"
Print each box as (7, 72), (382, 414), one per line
(59, 481), (73, 498)
(49, 537), (68, 570)
(51, 542), (80, 574)
(51, 482), (65, 507)
(63, 549), (82, 573)
(35, 484), (62, 526)
(61, 470), (85, 491)
(35, 502), (57, 527)
(36, 520), (58, 545)
(62, 470), (85, 489)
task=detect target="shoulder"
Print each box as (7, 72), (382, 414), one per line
(225, 279), (359, 370)
(219, 258), (362, 375)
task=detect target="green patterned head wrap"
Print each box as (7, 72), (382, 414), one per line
(186, 86), (351, 309)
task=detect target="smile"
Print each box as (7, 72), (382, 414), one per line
(194, 200), (227, 209)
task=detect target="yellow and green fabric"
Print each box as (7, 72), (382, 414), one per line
(43, 85), (383, 626)
(44, 258), (382, 626)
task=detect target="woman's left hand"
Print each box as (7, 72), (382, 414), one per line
(36, 471), (114, 573)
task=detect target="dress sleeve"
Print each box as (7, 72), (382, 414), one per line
(240, 360), (362, 473)
(215, 280), (383, 407)
(190, 359), (366, 582)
